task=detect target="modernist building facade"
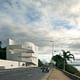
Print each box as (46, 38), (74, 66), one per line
(6, 39), (38, 67)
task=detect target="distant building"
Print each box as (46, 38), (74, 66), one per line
(6, 39), (38, 67)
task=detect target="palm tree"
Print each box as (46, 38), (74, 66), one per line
(62, 50), (75, 70)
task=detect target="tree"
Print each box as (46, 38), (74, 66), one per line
(62, 50), (74, 70)
(0, 47), (6, 59)
(52, 50), (75, 70)
(0, 41), (6, 60)
(52, 55), (64, 69)
(38, 59), (44, 67)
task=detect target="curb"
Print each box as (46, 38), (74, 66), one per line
(41, 69), (53, 80)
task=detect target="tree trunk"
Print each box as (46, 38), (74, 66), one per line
(64, 60), (65, 71)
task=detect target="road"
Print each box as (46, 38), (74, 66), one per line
(0, 67), (48, 80)
(48, 68), (72, 80)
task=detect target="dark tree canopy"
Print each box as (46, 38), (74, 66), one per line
(38, 59), (44, 67)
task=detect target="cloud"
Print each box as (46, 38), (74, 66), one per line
(0, 0), (80, 61)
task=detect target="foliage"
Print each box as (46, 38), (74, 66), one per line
(66, 64), (79, 74)
(52, 55), (64, 67)
(52, 50), (80, 77)
(52, 50), (74, 66)
(38, 59), (44, 67)
(66, 64), (80, 77)
(62, 50), (75, 62)
(62, 50), (74, 70)
(0, 41), (6, 59)
(0, 47), (6, 59)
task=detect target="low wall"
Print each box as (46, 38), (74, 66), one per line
(63, 70), (80, 80)
(0, 59), (26, 69)
(55, 67), (80, 80)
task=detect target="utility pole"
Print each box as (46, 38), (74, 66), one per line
(0, 41), (2, 48)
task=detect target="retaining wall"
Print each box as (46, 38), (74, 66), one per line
(63, 70), (80, 80)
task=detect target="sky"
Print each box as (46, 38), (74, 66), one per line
(0, 0), (80, 62)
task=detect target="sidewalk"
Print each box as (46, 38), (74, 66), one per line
(48, 68), (72, 80)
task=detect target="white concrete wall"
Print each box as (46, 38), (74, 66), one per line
(0, 59), (26, 69)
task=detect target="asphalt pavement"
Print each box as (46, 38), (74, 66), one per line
(0, 67), (50, 80)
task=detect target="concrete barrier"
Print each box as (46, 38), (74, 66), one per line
(55, 67), (80, 80)
(0, 59), (26, 69)
(62, 70), (80, 80)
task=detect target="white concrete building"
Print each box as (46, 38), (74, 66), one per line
(6, 39), (38, 67)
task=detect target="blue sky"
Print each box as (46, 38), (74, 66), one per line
(0, 0), (80, 62)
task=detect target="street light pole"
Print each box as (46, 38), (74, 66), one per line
(50, 41), (54, 58)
